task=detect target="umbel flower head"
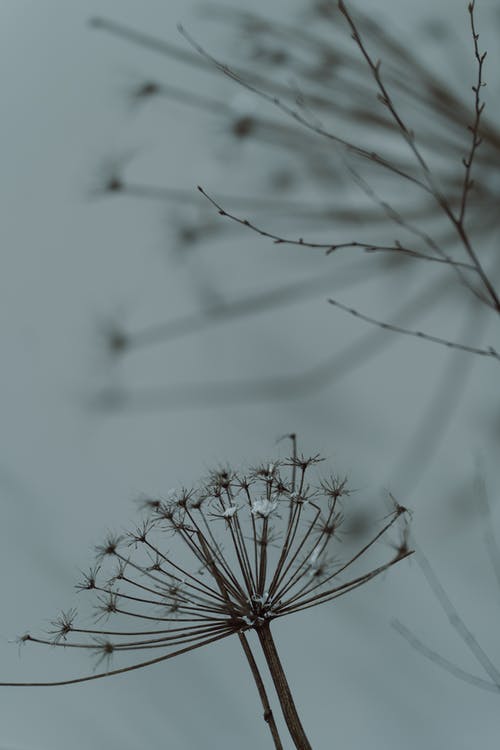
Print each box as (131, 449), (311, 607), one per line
(5, 443), (411, 689)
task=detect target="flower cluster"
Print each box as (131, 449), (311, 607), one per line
(19, 448), (411, 683)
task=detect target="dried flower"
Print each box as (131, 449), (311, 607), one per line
(0, 446), (410, 748)
(2, 442), (410, 749)
(251, 497), (279, 518)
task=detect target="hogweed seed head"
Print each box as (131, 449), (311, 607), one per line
(5, 448), (411, 685)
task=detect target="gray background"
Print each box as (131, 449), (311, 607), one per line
(1, 1), (499, 748)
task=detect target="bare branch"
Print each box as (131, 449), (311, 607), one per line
(198, 186), (477, 272)
(337, 1), (500, 312)
(458, 1), (487, 224)
(328, 297), (499, 361)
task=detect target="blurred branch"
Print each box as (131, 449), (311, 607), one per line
(394, 545), (500, 692)
(178, 25), (432, 193)
(389, 302), (484, 494)
(105, 262), (382, 355)
(475, 471), (500, 596)
(94, 274), (450, 411)
(392, 620), (500, 693)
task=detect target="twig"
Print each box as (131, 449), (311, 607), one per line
(338, 0), (432, 179)
(458, 1), (487, 224)
(345, 165), (489, 306)
(328, 297), (499, 361)
(198, 186), (477, 272)
(338, 1), (500, 312)
(107, 180), (348, 219)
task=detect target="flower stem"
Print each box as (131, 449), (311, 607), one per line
(238, 632), (284, 750)
(257, 622), (313, 750)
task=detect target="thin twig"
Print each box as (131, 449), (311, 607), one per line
(328, 297), (499, 361)
(0, 629), (234, 687)
(338, 0), (432, 179)
(338, 1), (500, 312)
(198, 186), (477, 272)
(458, 1), (487, 224)
(345, 165), (489, 306)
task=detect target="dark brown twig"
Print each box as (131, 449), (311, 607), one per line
(328, 297), (499, 361)
(198, 186), (477, 272)
(338, 1), (500, 312)
(458, 1), (487, 225)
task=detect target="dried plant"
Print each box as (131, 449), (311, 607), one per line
(88, 0), (499, 410)
(182, 1), (499, 354)
(3, 3), (497, 748)
(393, 474), (500, 695)
(1, 440), (411, 749)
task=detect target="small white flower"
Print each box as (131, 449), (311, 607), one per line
(222, 505), (238, 519)
(251, 498), (278, 518)
(307, 545), (329, 578)
(307, 545), (321, 571)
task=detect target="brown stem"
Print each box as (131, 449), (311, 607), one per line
(257, 622), (313, 750)
(238, 632), (284, 750)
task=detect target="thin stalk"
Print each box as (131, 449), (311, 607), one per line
(257, 622), (312, 750)
(238, 632), (284, 750)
